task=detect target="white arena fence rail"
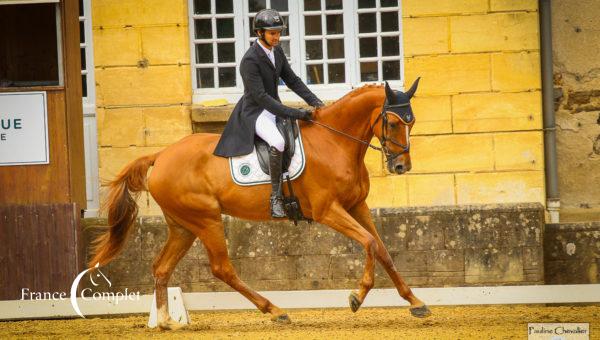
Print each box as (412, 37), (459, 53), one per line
(1, 284), (600, 321)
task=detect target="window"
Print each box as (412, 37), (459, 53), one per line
(79, 0), (95, 106)
(0, 2), (63, 88)
(189, 0), (403, 101)
(356, 0), (402, 82)
(190, 0), (241, 89)
(301, 0), (346, 85)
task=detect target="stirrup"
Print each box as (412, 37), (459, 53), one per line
(270, 195), (286, 218)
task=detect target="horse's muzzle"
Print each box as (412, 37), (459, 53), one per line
(394, 164), (407, 174)
(388, 160), (411, 174)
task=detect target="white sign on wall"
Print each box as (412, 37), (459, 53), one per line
(0, 92), (49, 166)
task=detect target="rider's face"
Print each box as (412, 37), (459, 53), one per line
(262, 29), (281, 46)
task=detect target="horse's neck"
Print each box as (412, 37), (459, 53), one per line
(320, 89), (383, 139)
(316, 89), (384, 161)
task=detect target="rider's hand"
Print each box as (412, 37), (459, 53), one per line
(313, 100), (325, 108)
(295, 108), (313, 121)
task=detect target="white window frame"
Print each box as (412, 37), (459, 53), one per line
(79, 0), (100, 217)
(79, 0), (96, 115)
(190, 0), (404, 103)
(188, 0), (244, 98)
(354, 1), (404, 85)
(291, 0), (355, 101)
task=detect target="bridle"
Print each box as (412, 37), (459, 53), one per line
(308, 100), (413, 162)
(370, 101), (412, 162)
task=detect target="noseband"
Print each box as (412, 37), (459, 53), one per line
(308, 101), (413, 163)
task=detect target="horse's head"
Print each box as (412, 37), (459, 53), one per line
(372, 78), (420, 175)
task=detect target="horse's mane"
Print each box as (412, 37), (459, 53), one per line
(317, 84), (383, 114)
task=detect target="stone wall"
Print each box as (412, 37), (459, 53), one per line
(377, 1), (545, 208)
(83, 203), (544, 294)
(552, 1), (600, 220)
(544, 222), (600, 284)
(92, 0), (192, 216)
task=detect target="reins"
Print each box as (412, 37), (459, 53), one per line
(307, 119), (383, 152)
(307, 102), (412, 156)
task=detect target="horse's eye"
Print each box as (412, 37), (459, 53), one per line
(389, 122), (398, 129)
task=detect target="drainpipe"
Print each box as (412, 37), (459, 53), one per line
(539, 0), (560, 223)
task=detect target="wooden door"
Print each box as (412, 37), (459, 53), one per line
(0, 0), (86, 300)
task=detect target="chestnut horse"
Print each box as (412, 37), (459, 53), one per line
(90, 79), (430, 330)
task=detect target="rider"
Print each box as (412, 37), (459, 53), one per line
(214, 8), (324, 218)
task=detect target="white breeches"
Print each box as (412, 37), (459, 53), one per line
(255, 109), (285, 152)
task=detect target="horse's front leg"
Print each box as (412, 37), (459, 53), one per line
(348, 201), (431, 318)
(316, 202), (379, 312)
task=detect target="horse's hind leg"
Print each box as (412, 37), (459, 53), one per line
(349, 202), (430, 318)
(190, 216), (291, 324)
(152, 215), (196, 330)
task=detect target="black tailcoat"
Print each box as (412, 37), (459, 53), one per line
(213, 41), (321, 157)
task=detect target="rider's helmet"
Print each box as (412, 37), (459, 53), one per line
(253, 9), (286, 33)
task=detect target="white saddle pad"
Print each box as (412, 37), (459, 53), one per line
(229, 127), (306, 186)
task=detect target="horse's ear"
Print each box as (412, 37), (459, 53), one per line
(384, 81), (395, 101)
(405, 77), (420, 99)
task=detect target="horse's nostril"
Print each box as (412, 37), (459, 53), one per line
(395, 165), (404, 173)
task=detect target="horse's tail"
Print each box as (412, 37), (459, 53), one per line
(88, 152), (158, 268)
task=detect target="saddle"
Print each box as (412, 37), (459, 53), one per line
(253, 117), (309, 225)
(254, 117), (299, 175)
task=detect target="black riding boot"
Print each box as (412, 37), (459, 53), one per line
(269, 146), (286, 218)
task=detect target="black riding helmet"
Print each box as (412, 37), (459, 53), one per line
(253, 8), (286, 34)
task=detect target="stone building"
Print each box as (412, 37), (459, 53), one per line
(86, 0), (546, 218)
(1, 0), (597, 301)
(80, 0), (568, 292)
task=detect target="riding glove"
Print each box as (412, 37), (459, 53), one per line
(294, 108), (313, 121)
(313, 100), (325, 108)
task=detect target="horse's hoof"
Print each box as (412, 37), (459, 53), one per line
(349, 291), (361, 313)
(157, 318), (187, 331)
(409, 305), (432, 318)
(271, 313), (292, 324)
